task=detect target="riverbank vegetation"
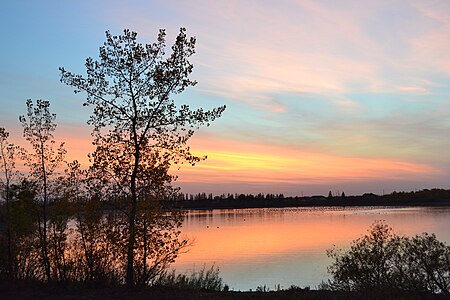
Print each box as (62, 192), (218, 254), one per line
(0, 28), (224, 287)
(325, 221), (450, 297)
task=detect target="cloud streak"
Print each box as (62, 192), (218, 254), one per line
(1, 0), (450, 195)
(175, 135), (440, 187)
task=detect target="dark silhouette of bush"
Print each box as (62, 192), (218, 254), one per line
(327, 221), (450, 296)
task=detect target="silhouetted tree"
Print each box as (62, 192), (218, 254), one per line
(0, 127), (21, 278)
(8, 179), (38, 280)
(64, 161), (121, 285)
(19, 99), (66, 282)
(327, 221), (450, 295)
(60, 28), (225, 286)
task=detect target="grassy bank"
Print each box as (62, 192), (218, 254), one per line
(0, 280), (447, 300)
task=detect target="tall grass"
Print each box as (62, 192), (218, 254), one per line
(155, 265), (227, 291)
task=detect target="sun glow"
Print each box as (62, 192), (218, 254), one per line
(176, 135), (438, 186)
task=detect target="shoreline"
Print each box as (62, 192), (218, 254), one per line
(170, 201), (450, 211)
(1, 280), (445, 300)
(164, 189), (450, 211)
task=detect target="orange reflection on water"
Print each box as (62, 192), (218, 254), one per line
(174, 207), (450, 267)
(177, 222), (351, 264)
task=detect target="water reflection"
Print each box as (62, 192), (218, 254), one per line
(173, 206), (450, 290)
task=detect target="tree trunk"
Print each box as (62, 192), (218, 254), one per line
(126, 95), (141, 287)
(41, 143), (51, 282)
(1, 146), (13, 278)
(6, 187), (13, 278)
(126, 197), (136, 287)
(126, 141), (140, 287)
(143, 220), (147, 286)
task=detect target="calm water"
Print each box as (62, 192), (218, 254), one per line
(172, 206), (450, 291)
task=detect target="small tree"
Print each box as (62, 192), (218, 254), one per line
(327, 221), (450, 296)
(19, 99), (66, 282)
(405, 233), (450, 295)
(327, 221), (401, 291)
(63, 160), (119, 285)
(60, 28), (225, 286)
(0, 127), (21, 278)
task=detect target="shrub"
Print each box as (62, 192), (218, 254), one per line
(327, 221), (450, 296)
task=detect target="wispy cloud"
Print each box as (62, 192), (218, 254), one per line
(2, 0), (450, 195)
(176, 135), (440, 186)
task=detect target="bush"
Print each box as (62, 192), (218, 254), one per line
(327, 221), (450, 296)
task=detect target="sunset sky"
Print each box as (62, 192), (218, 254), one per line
(1, 0), (450, 196)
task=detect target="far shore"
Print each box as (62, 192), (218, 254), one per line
(163, 188), (450, 211)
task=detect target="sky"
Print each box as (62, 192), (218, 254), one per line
(1, 0), (450, 196)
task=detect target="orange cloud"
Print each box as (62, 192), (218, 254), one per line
(174, 135), (439, 186)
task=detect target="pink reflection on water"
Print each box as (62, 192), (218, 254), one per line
(173, 207), (450, 290)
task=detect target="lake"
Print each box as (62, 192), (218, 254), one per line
(172, 206), (450, 291)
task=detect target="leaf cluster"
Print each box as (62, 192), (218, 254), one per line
(60, 28), (225, 168)
(19, 100), (66, 191)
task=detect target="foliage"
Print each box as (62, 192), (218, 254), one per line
(0, 27), (224, 288)
(327, 221), (450, 296)
(60, 28), (225, 286)
(19, 99), (67, 282)
(19, 100), (66, 183)
(403, 233), (450, 294)
(59, 28), (225, 174)
(62, 161), (122, 286)
(0, 127), (22, 278)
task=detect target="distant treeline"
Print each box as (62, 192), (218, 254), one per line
(162, 188), (450, 210)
